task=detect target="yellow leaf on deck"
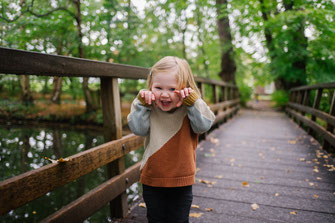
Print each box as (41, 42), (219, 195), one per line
(191, 204), (200, 209)
(205, 208), (213, 212)
(209, 137), (219, 145)
(215, 175), (223, 179)
(290, 211), (298, 215)
(189, 212), (203, 218)
(288, 140), (297, 144)
(198, 179), (216, 185)
(138, 203), (146, 208)
(275, 193), (280, 197)
(313, 194), (319, 198)
(251, 203), (259, 211)
(242, 181), (249, 187)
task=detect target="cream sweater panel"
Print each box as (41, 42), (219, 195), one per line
(140, 106), (187, 170)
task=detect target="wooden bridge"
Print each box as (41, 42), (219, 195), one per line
(0, 47), (334, 222)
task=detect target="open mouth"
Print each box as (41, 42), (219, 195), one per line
(160, 101), (172, 106)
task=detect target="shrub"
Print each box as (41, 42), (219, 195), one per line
(271, 90), (289, 109)
(238, 84), (253, 107)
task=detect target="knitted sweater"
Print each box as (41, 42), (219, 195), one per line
(127, 91), (215, 187)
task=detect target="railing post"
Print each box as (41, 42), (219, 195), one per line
(221, 86), (226, 102)
(100, 77), (128, 218)
(212, 84), (219, 104)
(323, 90), (335, 152)
(200, 82), (205, 98)
(308, 88), (323, 136)
(299, 90), (310, 128)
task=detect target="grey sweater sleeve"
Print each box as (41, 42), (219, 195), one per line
(187, 99), (216, 134)
(127, 98), (151, 136)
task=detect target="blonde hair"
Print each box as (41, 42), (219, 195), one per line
(147, 56), (201, 96)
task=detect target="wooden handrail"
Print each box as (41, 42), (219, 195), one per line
(0, 47), (235, 87)
(286, 83), (335, 152)
(290, 82), (335, 91)
(0, 47), (240, 220)
(0, 134), (144, 215)
(41, 162), (141, 223)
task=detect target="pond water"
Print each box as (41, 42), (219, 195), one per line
(0, 124), (143, 223)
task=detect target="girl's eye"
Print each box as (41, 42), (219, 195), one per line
(170, 88), (175, 91)
(156, 87), (162, 90)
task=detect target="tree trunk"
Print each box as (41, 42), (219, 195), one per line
(20, 75), (33, 105)
(73, 0), (95, 112)
(260, 0), (307, 90)
(195, 4), (209, 77)
(51, 77), (63, 104)
(216, 0), (236, 83)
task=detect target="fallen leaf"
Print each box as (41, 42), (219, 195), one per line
(242, 181), (249, 187)
(44, 157), (70, 163)
(313, 194), (319, 198)
(205, 208), (213, 212)
(44, 157), (57, 164)
(309, 182), (314, 186)
(251, 203), (259, 211)
(191, 204), (200, 209)
(209, 137), (219, 145)
(204, 153), (214, 157)
(299, 158), (305, 162)
(198, 179), (216, 185)
(215, 175), (224, 179)
(189, 212), (203, 218)
(288, 140), (297, 144)
(57, 157), (70, 163)
(316, 177), (322, 180)
(138, 203), (146, 208)
(290, 211), (298, 215)
(275, 193), (280, 197)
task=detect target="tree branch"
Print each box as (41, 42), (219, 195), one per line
(0, 0), (75, 23)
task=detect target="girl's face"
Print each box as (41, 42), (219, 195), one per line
(151, 72), (181, 112)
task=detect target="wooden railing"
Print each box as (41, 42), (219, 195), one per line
(286, 82), (335, 152)
(0, 47), (240, 222)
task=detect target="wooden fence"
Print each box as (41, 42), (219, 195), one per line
(286, 82), (335, 152)
(0, 47), (240, 222)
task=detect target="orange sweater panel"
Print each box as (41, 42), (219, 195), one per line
(140, 116), (198, 187)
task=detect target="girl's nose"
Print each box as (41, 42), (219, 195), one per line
(161, 91), (169, 97)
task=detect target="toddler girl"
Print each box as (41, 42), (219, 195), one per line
(127, 56), (215, 223)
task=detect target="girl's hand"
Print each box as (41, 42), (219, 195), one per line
(174, 88), (194, 107)
(139, 89), (155, 105)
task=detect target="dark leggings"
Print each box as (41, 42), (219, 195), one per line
(142, 184), (193, 223)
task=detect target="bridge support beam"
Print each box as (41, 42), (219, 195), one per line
(101, 77), (128, 218)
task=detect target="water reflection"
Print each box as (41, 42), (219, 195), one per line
(0, 124), (143, 223)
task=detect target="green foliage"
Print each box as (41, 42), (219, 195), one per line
(237, 83), (253, 107)
(271, 90), (289, 109)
